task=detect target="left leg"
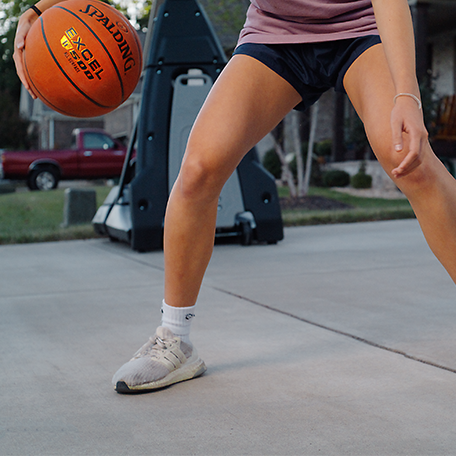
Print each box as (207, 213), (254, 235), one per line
(344, 43), (456, 283)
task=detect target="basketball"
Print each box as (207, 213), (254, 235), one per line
(22, 0), (143, 117)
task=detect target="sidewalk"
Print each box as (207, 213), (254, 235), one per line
(1, 219), (455, 455)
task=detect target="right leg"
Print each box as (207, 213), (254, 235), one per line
(112, 55), (302, 393)
(164, 54), (302, 308)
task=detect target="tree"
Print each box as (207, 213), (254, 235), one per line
(271, 121), (298, 198)
(302, 102), (319, 195)
(134, 0), (249, 52)
(0, 26), (20, 97)
(199, 0), (249, 51)
(0, 89), (35, 149)
(0, 1), (35, 149)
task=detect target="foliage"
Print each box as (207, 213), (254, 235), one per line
(0, 0), (36, 149)
(0, 21), (34, 148)
(314, 139), (332, 157)
(199, 0), (249, 51)
(282, 206), (414, 227)
(419, 75), (439, 136)
(262, 139), (327, 187)
(345, 111), (369, 157)
(351, 172), (373, 189)
(132, 0), (249, 51)
(0, 89), (35, 148)
(0, 26), (20, 94)
(322, 169), (350, 188)
(350, 161), (372, 189)
(262, 148), (282, 179)
(279, 186), (414, 227)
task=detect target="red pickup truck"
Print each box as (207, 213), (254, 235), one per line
(0, 128), (128, 190)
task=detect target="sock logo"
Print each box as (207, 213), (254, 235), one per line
(185, 313), (195, 321)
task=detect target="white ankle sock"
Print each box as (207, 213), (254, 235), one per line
(161, 300), (196, 344)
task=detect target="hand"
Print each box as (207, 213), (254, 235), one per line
(13, 9), (39, 99)
(390, 96), (429, 178)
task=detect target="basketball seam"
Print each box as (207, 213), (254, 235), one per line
(56, 4), (126, 101)
(40, 17), (115, 109)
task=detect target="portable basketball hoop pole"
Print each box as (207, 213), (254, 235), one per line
(93, 0), (283, 251)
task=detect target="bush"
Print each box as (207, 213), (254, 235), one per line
(322, 169), (350, 188)
(262, 149), (282, 179)
(351, 172), (372, 189)
(261, 140), (331, 186)
(350, 162), (373, 189)
(314, 139), (332, 158)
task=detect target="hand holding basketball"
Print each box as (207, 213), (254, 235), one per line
(13, 6), (41, 98)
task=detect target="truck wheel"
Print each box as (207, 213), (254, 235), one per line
(28, 168), (59, 191)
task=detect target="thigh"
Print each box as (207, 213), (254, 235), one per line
(182, 54), (302, 181)
(343, 43), (400, 171)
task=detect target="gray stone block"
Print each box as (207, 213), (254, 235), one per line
(63, 188), (97, 226)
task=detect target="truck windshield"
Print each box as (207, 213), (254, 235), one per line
(83, 133), (115, 150)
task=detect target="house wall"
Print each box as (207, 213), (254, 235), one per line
(52, 120), (104, 150)
(431, 32), (456, 97)
(103, 97), (140, 144)
(37, 116), (103, 150)
(315, 90), (336, 143)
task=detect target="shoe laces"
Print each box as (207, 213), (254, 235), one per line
(133, 335), (174, 360)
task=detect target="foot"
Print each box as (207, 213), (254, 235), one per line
(112, 326), (206, 393)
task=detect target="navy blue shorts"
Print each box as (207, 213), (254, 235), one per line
(232, 35), (381, 111)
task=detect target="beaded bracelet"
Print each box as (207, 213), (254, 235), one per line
(393, 93), (422, 110)
(28, 4), (42, 16)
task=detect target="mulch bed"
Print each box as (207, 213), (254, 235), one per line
(279, 195), (354, 211)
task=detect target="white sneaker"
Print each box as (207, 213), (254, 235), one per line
(112, 327), (206, 393)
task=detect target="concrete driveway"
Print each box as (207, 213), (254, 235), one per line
(1, 219), (455, 455)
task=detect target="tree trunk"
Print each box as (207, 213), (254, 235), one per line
(290, 111), (304, 196)
(271, 122), (297, 197)
(302, 101), (319, 196)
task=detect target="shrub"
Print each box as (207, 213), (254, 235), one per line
(351, 172), (373, 189)
(314, 139), (332, 158)
(322, 169), (350, 188)
(350, 162), (373, 189)
(262, 149), (282, 179)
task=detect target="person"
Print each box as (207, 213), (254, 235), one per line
(14, 0), (456, 394)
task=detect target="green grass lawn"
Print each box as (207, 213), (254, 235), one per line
(0, 185), (112, 245)
(279, 186), (414, 227)
(0, 184), (415, 245)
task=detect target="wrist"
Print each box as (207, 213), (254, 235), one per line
(394, 93), (422, 110)
(27, 4), (42, 16)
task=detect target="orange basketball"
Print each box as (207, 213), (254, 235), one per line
(23, 0), (143, 117)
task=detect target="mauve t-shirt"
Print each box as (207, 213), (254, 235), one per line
(237, 0), (378, 45)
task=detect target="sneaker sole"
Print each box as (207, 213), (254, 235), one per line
(114, 358), (207, 394)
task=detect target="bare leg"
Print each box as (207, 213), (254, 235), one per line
(164, 55), (302, 307)
(344, 44), (456, 282)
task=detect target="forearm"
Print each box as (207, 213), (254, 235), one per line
(371, 0), (420, 98)
(14, 0), (64, 95)
(34, 0), (63, 12)
(20, 0), (63, 28)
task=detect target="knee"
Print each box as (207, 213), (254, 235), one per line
(375, 143), (440, 196)
(174, 153), (223, 203)
(394, 163), (432, 196)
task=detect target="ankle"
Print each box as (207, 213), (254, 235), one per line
(161, 300), (196, 344)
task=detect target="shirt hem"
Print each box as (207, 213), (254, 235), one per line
(236, 30), (380, 48)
